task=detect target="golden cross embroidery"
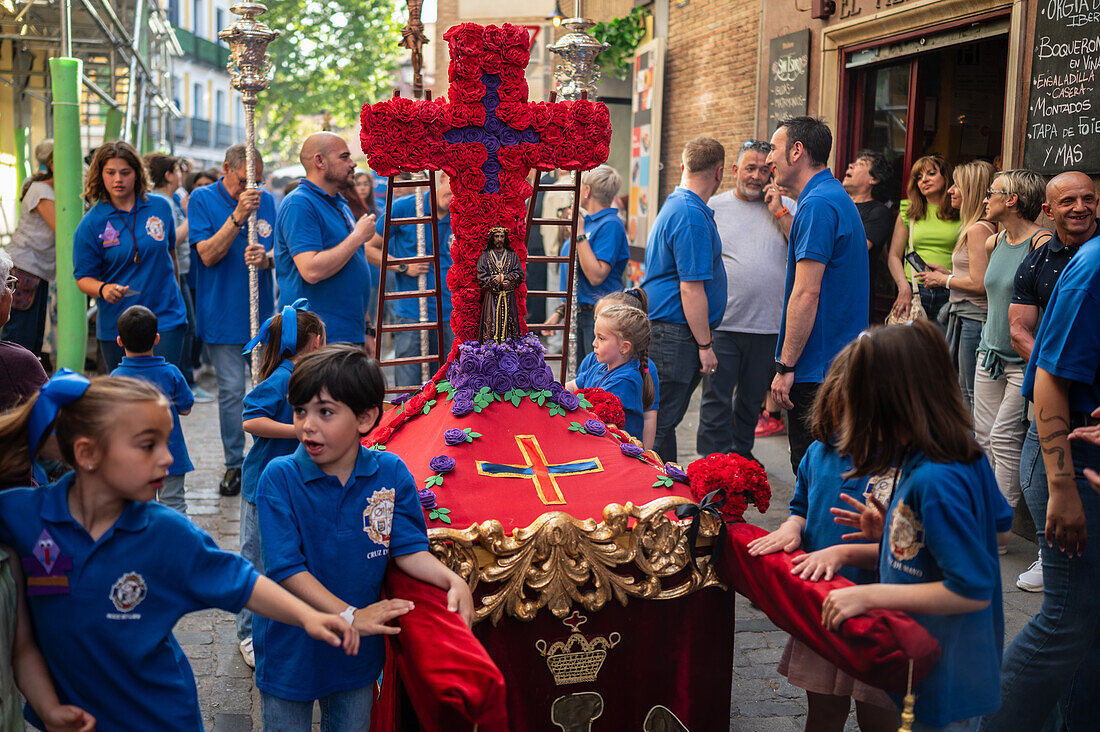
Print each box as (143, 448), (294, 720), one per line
(475, 435), (603, 505)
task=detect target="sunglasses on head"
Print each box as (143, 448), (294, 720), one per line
(743, 140), (773, 152)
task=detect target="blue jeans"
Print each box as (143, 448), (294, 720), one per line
(178, 275), (196, 385)
(649, 320), (702, 464)
(261, 686), (373, 731)
(919, 284), (950, 329)
(206, 343), (248, 469)
(957, 316), (982, 411)
(99, 325), (186, 373)
(236, 498), (262, 641)
(572, 304), (594, 363)
(978, 422), (1100, 732)
(159, 474), (186, 513)
(697, 330), (777, 458)
(392, 316), (454, 388)
(1, 276), (49, 357)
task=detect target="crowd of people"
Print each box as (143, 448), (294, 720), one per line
(0, 111), (1097, 731)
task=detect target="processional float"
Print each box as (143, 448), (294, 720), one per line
(357, 15), (939, 732)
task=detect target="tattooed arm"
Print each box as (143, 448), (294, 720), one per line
(1035, 368), (1087, 556)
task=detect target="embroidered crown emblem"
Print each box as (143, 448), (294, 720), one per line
(535, 611), (621, 686)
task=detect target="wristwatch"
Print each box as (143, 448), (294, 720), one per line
(339, 605), (357, 626)
(775, 359), (795, 375)
(396, 263), (409, 274)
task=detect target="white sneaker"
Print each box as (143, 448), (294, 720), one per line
(1017, 554), (1044, 592)
(239, 637), (255, 668)
(998, 544), (1009, 555)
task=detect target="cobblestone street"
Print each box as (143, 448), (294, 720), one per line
(154, 379), (1042, 731)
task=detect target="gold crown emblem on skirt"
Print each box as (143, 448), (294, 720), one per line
(535, 611), (621, 686)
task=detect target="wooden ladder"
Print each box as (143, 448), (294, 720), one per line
(373, 172), (446, 396)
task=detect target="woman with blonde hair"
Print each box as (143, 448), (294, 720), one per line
(887, 154), (961, 323)
(917, 159), (998, 408)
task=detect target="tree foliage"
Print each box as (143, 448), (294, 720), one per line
(258, 0), (403, 160)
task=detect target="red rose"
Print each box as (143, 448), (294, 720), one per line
(367, 152), (398, 177)
(570, 100), (597, 126)
(444, 23), (483, 58)
(458, 167), (486, 192)
(480, 52), (504, 75)
(498, 77), (528, 103)
(449, 78), (485, 104)
(449, 56), (482, 82)
(495, 102), (534, 129)
(372, 425), (395, 444)
(502, 32), (530, 68)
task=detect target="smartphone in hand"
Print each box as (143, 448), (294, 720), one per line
(905, 251), (928, 273)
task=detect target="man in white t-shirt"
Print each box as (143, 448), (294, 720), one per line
(697, 140), (795, 459)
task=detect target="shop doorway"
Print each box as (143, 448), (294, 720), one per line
(843, 31), (1009, 203)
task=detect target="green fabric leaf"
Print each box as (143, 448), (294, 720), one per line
(437, 380), (452, 392)
(469, 432), (482, 439)
(368, 444), (387, 451)
(652, 476), (674, 488)
(422, 399), (437, 415)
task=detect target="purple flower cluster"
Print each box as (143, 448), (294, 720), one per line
(446, 336), (575, 408)
(444, 428), (467, 446)
(584, 419), (606, 436)
(620, 443), (645, 459)
(664, 463), (689, 483)
(418, 487), (438, 510)
(391, 392), (412, 405)
(429, 455), (456, 473)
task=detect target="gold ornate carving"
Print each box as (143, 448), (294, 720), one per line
(428, 495), (725, 626)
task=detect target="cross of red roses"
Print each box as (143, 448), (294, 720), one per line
(360, 22), (612, 342)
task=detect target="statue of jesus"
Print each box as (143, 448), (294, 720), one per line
(476, 226), (523, 343)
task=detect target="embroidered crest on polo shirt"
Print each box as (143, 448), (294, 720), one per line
(363, 488), (395, 547)
(100, 221), (121, 247)
(108, 572), (147, 616)
(145, 216), (166, 242)
(889, 499), (925, 562)
(257, 218), (273, 238)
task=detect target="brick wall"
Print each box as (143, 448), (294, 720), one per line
(660, 0), (761, 201)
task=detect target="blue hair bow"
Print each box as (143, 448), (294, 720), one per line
(28, 368), (91, 456)
(243, 298), (311, 357)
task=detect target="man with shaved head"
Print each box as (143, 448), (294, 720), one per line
(980, 171), (1099, 732)
(274, 132), (377, 345)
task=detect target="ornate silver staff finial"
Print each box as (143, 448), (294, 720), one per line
(547, 1), (609, 101)
(220, 1), (279, 380)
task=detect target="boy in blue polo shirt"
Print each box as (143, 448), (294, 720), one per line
(111, 304), (194, 513)
(255, 344), (473, 729)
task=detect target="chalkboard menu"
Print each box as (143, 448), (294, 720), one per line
(1022, 5), (1100, 174)
(767, 31), (810, 135)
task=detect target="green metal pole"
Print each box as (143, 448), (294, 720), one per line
(13, 127), (31, 223)
(50, 57), (87, 373)
(103, 107), (123, 141)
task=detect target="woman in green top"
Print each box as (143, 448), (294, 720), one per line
(973, 169), (1050, 512)
(887, 154), (961, 323)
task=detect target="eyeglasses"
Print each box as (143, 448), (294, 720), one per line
(4, 276), (17, 295)
(986, 189), (1010, 197)
(743, 140), (773, 152)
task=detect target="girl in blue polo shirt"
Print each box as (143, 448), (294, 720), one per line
(567, 303), (654, 439)
(747, 348), (897, 730)
(237, 300), (325, 666)
(0, 371), (357, 731)
(818, 321), (1013, 730)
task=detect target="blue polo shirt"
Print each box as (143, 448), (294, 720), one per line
(242, 359), (297, 503)
(789, 441), (873, 585)
(73, 197), (187, 340)
(111, 356), (194, 475)
(878, 451), (1011, 726)
(255, 445), (429, 700)
(377, 192), (453, 321)
(0, 476), (257, 731)
(559, 207), (630, 305)
(1023, 234), (1100, 414)
(275, 179), (371, 344)
(776, 169), (868, 383)
(575, 352), (644, 437)
(188, 179), (276, 344)
(641, 187), (727, 326)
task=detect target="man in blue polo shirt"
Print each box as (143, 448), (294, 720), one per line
(766, 116), (868, 474)
(275, 132), (376, 347)
(189, 143), (276, 498)
(551, 164), (630, 362)
(641, 137), (727, 463)
(365, 174), (453, 387)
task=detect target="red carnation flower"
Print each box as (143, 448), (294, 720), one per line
(577, 388), (625, 429)
(444, 23), (484, 58)
(685, 453), (772, 523)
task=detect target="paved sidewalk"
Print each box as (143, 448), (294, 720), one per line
(161, 381), (1042, 731)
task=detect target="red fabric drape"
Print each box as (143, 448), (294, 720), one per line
(719, 522), (941, 693)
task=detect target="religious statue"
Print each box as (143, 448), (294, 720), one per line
(477, 226), (523, 343)
(400, 0), (430, 95)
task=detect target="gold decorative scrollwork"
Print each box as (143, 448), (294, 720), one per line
(427, 496), (725, 626)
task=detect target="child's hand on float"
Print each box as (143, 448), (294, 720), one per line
(790, 545), (847, 582)
(831, 492), (887, 543)
(304, 610), (360, 655)
(821, 585), (876, 631)
(446, 575), (475, 628)
(747, 520), (802, 556)
(41, 704), (96, 732)
(353, 599), (415, 636)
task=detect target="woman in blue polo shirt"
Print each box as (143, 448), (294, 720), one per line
(73, 142), (187, 372)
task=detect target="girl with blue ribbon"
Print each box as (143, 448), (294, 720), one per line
(236, 298), (325, 666)
(0, 370), (358, 730)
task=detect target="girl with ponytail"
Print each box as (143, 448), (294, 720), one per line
(592, 289), (661, 450)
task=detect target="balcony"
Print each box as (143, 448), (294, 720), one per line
(215, 122), (235, 147)
(172, 117), (188, 142)
(191, 117), (211, 146)
(173, 27), (231, 70)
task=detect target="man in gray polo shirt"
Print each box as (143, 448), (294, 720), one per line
(697, 140), (794, 459)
